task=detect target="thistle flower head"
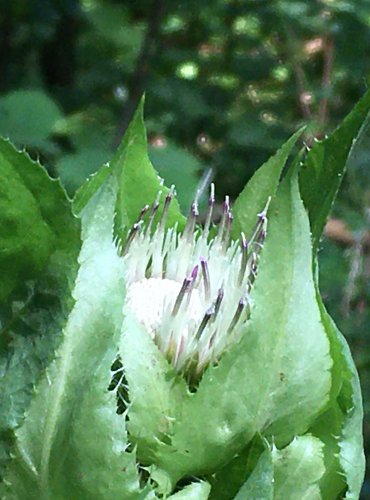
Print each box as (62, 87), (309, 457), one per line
(122, 184), (269, 380)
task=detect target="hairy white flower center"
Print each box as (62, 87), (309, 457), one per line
(126, 278), (203, 339)
(121, 185), (269, 377)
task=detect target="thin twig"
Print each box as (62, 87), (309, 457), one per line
(114, 0), (166, 147)
(317, 37), (334, 133)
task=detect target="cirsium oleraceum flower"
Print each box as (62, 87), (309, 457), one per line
(122, 184), (270, 381)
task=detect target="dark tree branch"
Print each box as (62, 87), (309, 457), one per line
(317, 37), (334, 133)
(114, 0), (166, 147)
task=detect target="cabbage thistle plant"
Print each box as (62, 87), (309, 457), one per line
(0, 94), (369, 499)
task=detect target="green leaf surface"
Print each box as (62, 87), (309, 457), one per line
(316, 296), (365, 499)
(113, 97), (185, 237)
(231, 127), (303, 239)
(2, 179), (148, 498)
(272, 435), (325, 500)
(310, 403), (346, 499)
(120, 310), (188, 451)
(119, 310), (188, 494)
(73, 163), (112, 215)
(0, 138), (80, 476)
(0, 137), (79, 302)
(73, 97), (185, 236)
(208, 435), (268, 500)
(234, 448), (273, 500)
(300, 89), (370, 251)
(138, 171), (331, 485)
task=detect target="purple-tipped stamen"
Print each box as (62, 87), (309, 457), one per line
(183, 200), (199, 241)
(172, 274), (194, 316)
(200, 257), (211, 300)
(203, 183), (215, 237)
(122, 221), (144, 255)
(195, 306), (215, 340)
(248, 197), (271, 245)
(187, 265), (199, 296)
(159, 185), (175, 231)
(137, 204), (150, 223)
(222, 211), (234, 252)
(238, 232), (249, 285)
(216, 195), (232, 246)
(258, 228), (267, 244)
(145, 191), (162, 234)
(214, 287), (224, 318)
(173, 334), (185, 367)
(228, 297), (247, 334)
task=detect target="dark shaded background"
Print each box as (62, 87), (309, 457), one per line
(1, 0), (370, 494)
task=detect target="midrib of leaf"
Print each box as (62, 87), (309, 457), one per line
(39, 325), (76, 495)
(3, 178), (125, 498)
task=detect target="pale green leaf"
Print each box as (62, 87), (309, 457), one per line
(310, 403), (346, 499)
(272, 435), (325, 500)
(234, 448), (273, 500)
(113, 97), (185, 236)
(232, 127), (304, 239)
(2, 179), (148, 498)
(119, 310), (188, 494)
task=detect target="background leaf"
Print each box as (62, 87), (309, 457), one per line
(0, 90), (62, 149)
(149, 141), (203, 213)
(0, 138), (80, 477)
(300, 89), (370, 251)
(208, 436), (272, 500)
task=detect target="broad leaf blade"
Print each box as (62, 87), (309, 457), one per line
(231, 127), (303, 239)
(0, 139), (80, 476)
(300, 89), (370, 250)
(0, 137), (79, 302)
(2, 180), (147, 498)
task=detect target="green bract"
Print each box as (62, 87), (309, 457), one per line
(1, 94), (369, 499)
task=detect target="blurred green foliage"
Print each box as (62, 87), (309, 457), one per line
(1, 0), (370, 492)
